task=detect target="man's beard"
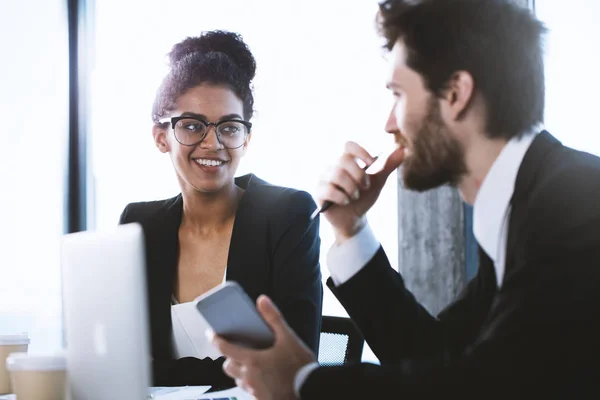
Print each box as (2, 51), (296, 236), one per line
(402, 97), (468, 192)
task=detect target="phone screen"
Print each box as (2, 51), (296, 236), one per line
(196, 282), (275, 349)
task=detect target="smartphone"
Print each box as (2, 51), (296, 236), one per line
(195, 281), (275, 350)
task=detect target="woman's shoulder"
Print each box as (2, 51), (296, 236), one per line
(119, 195), (182, 224)
(245, 174), (316, 209)
(241, 175), (317, 226)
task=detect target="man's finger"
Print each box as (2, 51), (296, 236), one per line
(208, 330), (254, 362)
(235, 378), (253, 395)
(222, 358), (243, 379)
(329, 166), (362, 200)
(344, 141), (377, 166)
(256, 295), (291, 340)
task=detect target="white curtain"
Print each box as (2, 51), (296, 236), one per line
(0, 0), (68, 353)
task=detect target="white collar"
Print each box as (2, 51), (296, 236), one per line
(473, 132), (537, 262)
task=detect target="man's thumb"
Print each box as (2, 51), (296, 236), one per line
(371, 147), (405, 183)
(256, 295), (288, 338)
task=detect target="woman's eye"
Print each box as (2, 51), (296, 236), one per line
(222, 127), (238, 134)
(184, 124), (202, 132)
(219, 124), (241, 135)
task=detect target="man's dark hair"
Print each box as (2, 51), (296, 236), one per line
(378, 0), (547, 140)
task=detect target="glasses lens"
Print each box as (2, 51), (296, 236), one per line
(174, 118), (207, 145)
(216, 121), (248, 148)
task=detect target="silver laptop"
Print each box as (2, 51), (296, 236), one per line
(61, 223), (150, 400)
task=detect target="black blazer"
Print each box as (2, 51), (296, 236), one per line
(119, 174), (323, 388)
(301, 132), (600, 399)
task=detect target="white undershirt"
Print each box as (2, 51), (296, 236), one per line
(171, 267), (227, 360)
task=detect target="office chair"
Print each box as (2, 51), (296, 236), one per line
(317, 315), (365, 366)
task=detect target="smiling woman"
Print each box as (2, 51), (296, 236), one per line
(153, 84), (252, 194)
(118, 31), (323, 389)
(90, 0), (398, 366)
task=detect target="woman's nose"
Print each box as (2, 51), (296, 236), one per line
(200, 126), (224, 149)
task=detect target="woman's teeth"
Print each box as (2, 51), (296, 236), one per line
(195, 159), (224, 167)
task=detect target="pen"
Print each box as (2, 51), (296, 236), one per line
(309, 154), (380, 221)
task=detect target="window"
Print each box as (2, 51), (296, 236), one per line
(0, 0), (68, 353)
(90, 0), (398, 362)
(536, 0), (600, 155)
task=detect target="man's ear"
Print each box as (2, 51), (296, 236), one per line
(442, 70), (475, 121)
(152, 125), (170, 153)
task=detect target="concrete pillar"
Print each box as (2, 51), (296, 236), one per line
(397, 178), (466, 316)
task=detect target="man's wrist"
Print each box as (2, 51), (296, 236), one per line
(327, 222), (380, 286)
(333, 217), (367, 245)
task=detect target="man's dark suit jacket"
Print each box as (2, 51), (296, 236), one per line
(119, 174), (323, 388)
(301, 132), (600, 399)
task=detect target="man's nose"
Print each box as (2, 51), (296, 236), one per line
(384, 108), (397, 134)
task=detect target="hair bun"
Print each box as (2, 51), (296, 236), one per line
(168, 30), (256, 80)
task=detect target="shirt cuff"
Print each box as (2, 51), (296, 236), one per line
(294, 361), (320, 398)
(326, 222), (380, 286)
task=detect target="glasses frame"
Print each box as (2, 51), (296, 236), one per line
(158, 116), (252, 149)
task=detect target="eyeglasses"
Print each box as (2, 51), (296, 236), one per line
(158, 116), (252, 149)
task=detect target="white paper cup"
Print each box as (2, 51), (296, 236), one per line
(6, 352), (66, 400)
(0, 334), (30, 394)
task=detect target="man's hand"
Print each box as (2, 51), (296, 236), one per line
(316, 141), (405, 243)
(209, 295), (316, 400)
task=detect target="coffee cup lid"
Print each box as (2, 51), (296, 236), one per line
(5, 352), (66, 371)
(0, 334), (30, 345)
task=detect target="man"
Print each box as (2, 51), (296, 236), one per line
(209, 0), (600, 398)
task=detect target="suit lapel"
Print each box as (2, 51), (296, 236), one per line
(504, 131), (561, 281)
(225, 174), (270, 300)
(226, 175), (252, 285)
(143, 195), (182, 359)
(147, 195), (182, 304)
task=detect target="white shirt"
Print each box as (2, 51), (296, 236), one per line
(294, 132), (538, 397)
(472, 132), (537, 285)
(171, 268), (228, 360)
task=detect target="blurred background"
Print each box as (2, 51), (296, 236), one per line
(0, 0), (598, 362)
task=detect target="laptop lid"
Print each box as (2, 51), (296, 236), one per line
(61, 223), (150, 400)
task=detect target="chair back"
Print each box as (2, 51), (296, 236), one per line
(317, 315), (364, 366)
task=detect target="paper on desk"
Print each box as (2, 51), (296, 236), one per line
(149, 385), (211, 399)
(196, 386), (254, 400)
(171, 300), (222, 359)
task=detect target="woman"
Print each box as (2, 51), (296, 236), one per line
(119, 30), (323, 388)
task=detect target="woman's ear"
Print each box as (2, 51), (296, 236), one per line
(241, 132), (252, 156)
(152, 125), (170, 153)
